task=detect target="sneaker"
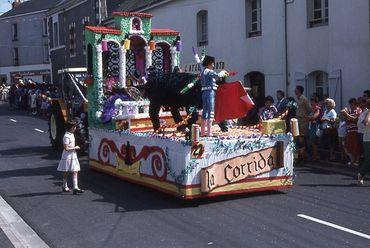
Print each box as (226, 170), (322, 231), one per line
(62, 187), (71, 192)
(73, 188), (84, 195)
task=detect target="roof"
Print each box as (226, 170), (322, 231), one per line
(85, 26), (122, 35)
(113, 12), (153, 18)
(46, 0), (88, 16)
(116, 0), (171, 12)
(151, 29), (179, 36)
(0, 0), (61, 19)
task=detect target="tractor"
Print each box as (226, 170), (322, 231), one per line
(48, 68), (89, 153)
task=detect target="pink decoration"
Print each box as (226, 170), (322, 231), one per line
(102, 40), (108, 52)
(105, 77), (119, 92)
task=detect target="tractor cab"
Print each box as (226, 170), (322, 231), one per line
(57, 68), (88, 118)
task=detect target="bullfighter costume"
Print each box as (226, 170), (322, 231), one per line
(200, 55), (227, 136)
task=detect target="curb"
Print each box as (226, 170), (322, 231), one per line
(0, 196), (49, 248)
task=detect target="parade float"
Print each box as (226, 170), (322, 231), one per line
(84, 12), (294, 199)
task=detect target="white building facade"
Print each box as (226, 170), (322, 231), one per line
(130, 0), (370, 108)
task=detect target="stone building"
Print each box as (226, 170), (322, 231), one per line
(0, 0), (60, 84)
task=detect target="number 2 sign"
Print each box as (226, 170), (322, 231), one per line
(191, 142), (205, 159)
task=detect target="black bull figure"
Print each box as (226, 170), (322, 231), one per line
(142, 71), (227, 132)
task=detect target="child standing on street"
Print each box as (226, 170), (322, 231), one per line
(57, 120), (84, 194)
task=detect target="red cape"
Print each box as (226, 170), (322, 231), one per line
(214, 81), (254, 122)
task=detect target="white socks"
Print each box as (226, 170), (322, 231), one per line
(207, 119), (212, 136)
(72, 174), (79, 190)
(201, 119), (207, 136)
(63, 178), (68, 189)
(201, 119), (213, 137)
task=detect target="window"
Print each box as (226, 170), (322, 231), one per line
(132, 18), (141, 31)
(246, 0), (261, 37)
(69, 22), (76, 57)
(129, 17), (143, 34)
(12, 23), (18, 41)
(197, 10), (208, 46)
(53, 22), (59, 47)
(13, 48), (19, 66)
(308, 0), (328, 28)
(43, 18), (48, 36)
(314, 71), (328, 99)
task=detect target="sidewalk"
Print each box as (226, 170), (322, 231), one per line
(0, 196), (49, 248)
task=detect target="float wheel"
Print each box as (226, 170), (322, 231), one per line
(49, 104), (65, 150)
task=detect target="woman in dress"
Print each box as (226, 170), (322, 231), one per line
(341, 98), (362, 166)
(57, 120), (84, 194)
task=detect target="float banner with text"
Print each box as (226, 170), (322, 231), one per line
(201, 141), (284, 193)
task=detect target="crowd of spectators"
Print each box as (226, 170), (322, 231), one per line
(3, 79), (55, 118)
(250, 86), (370, 169)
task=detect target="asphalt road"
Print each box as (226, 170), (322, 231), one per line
(0, 103), (369, 248)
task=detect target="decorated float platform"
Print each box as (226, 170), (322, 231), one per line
(89, 124), (294, 199)
(84, 12), (294, 199)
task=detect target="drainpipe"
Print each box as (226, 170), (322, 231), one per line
(284, 0), (294, 96)
(284, 0), (288, 96)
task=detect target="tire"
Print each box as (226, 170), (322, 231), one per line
(49, 104), (65, 150)
(74, 116), (89, 155)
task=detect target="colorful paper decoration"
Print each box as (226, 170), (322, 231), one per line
(124, 39), (131, 50)
(101, 40), (108, 52)
(149, 40), (156, 50)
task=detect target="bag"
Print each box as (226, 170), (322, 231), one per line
(316, 128), (323, 137)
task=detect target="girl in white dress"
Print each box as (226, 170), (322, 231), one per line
(57, 121), (84, 194)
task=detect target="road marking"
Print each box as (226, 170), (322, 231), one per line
(34, 128), (44, 133)
(297, 214), (370, 240)
(0, 196), (49, 247)
(10, 119), (17, 123)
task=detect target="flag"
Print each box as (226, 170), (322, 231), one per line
(214, 81), (255, 122)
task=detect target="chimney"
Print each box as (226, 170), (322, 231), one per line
(12, 0), (22, 9)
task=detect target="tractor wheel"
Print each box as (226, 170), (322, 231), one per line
(49, 104), (65, 150)
(74, 116), (89, 155)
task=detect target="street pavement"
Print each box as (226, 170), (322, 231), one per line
(0, 102), (369, 248)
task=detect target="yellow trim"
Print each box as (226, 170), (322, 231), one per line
(90, 160), (292, 197)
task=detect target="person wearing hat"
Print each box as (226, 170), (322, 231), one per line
(200, 55), (228, 136)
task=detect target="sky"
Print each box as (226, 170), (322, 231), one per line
(0, 0), (12, 14)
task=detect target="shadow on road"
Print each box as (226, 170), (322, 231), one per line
(10, 191), (72, 198)
(82, 168), (287, 212)
(0, 103), (48, 121)
(0, 146), (60, 160)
